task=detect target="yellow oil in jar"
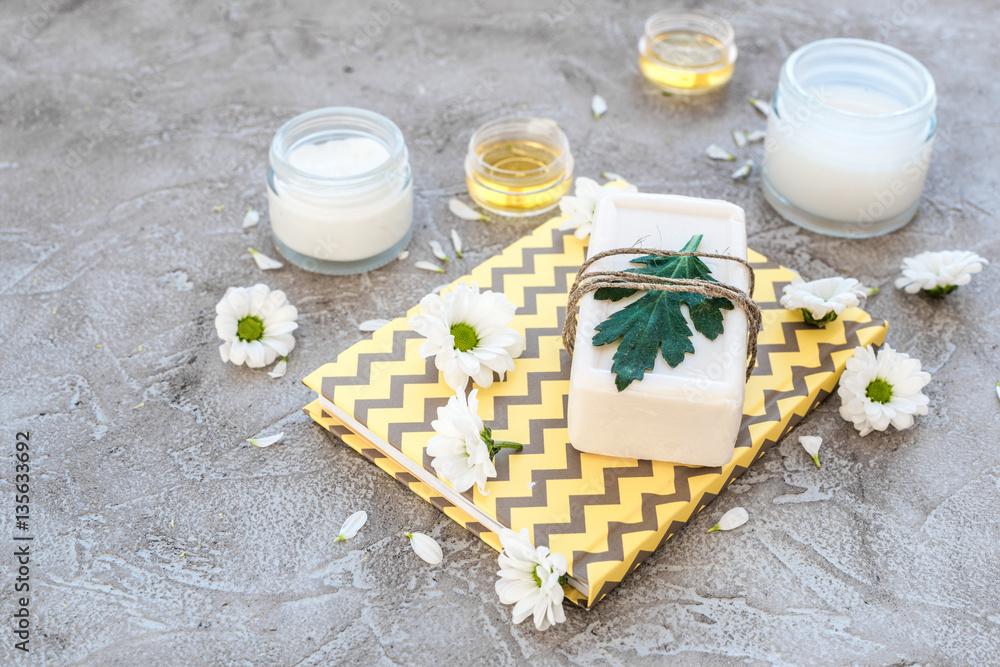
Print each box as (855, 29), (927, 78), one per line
(466, 139), (572, 217)
(639, 30), (735, 95)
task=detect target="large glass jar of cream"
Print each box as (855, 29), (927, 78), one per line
(761, 39), (936, 238)
(268, 107), (412, 274)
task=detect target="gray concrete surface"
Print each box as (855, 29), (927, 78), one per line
(2, 0), (999, 664)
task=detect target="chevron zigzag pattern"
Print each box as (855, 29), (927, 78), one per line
(303, 216), (887, 608)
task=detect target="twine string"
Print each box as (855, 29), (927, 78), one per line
(562, 248), (762, 382)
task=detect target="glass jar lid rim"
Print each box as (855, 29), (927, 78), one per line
(783, 38), (936, 120)
(642, 9), (735, 46)
(270, 106), (407, 186)
(467, 115), (570, 178)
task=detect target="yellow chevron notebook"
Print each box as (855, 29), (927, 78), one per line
(302, 216), (887, 609)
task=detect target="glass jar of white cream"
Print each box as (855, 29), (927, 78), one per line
(761, 39), (937, 238)
(268, 107), (413, 274)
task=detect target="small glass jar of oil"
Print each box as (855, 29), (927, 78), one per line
(638, 10), (737, 95)
(464, 116), (573, 217)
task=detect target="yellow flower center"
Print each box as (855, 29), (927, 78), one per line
(237, 315), (265, 342)
(865, 378), (893, 404)
(450, 322), (479, 352)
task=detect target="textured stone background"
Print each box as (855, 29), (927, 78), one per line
(2, 0), (999, 664)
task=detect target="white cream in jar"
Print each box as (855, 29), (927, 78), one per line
(268, 107), (413, 274)
(761, 39), (937, 238)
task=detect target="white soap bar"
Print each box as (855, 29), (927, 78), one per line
(566, 193), (749, 466)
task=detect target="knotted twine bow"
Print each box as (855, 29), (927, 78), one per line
(562, 248), (763, 382)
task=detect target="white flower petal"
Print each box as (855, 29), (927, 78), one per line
(225, 288), (250, 320)
(267, 357), (287, 379)
(248, 247), (284, 270)
(732, 129), (748, 148)
(591, 94), (608, 119)
(745, 130), (767, 142)
(601, 171), (625, 181)
(229, 339), (249, 365)
(359, 319), (391, 332)
(749, 97), (772, 117)
(429, 240), (450, 262)
(336, 510), (367, 541)
(397, 250), (410, 261)
(242, 208), (260, 229)
(260, 336), (289, 358)
(406, 532), (443, 564)
(996, 381), (1000, 403)
(709, 507), (749, 532)
(247, 432), (283, 448)
(415, 260), (446, 273)
(799, 435), (822, 468)
(450, 229), (464, 258)
(245, 341), (268, 368)
(731, 160), (753, 180)
(706, 144), (735, 161)
(449, 198), (487, 221)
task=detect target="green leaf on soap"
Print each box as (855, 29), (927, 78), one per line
(591, 235), (734, 391)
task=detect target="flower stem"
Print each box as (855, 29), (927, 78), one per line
(492, 441), (524, 451)
(481, 428), (524, 461)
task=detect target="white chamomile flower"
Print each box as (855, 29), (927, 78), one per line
(558, 177), (638, 240)
(427, 389), (523, 494)
(838, 345), (932, 436)
(215, 284), (298, 368)
(894, 250), (988, 297)
(336, 510), (367, 542)
(780, 276), (869, 326)
(408, 281), (525, 391)
(495, 528), (568, 632)
(405, 531), (443, 565)
(707, 507), (748, 533)
(799, 435), (822, 468)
